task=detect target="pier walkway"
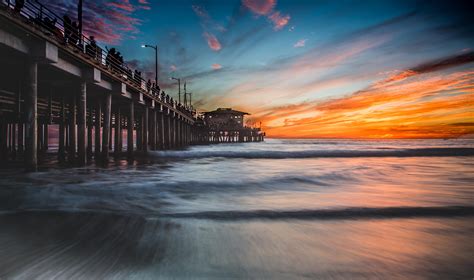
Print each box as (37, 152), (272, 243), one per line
(0, 0), (264, 170)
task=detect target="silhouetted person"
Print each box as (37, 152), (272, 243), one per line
(106, 47), (116, 68)
(70, 21), (79, 47)
(14, 0), (24, 13)
(63, 15), (72, 44)
(134, 70), (141, 85)
(86, 36), (98, 59)
(42, 17), (56, 32)
(147, 79), (151, 91)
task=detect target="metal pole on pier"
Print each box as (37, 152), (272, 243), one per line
(78, 0), (83, 45)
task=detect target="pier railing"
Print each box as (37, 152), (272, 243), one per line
(2, 0), (195, 118)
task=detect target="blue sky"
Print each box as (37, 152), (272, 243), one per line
(50, 0), (474, 138)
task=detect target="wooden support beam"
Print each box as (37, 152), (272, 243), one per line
(114, 108), (121, 155)
(164, 113), (170, 149)
(94, 101), (101, 158)
(143, 106), (148, 153)
(157, 111), (164, 150)
(102, 93), (111, 162)
(58, 96), (66, 161)
(127, 101), (134, 158)
(87, 107), (93, 159)
(24, 61), (37, 171)
(136, 114), (142, 151)
(68, 95), (77, 163)
(150, 109), (156, 150)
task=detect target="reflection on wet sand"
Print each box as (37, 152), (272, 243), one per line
(0, 139), (473, 278)
(0, 212), (472, 279)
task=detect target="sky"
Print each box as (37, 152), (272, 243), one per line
(50, 0), (473, 138)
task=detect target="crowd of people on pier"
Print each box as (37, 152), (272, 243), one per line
(2, 0), (194, 116)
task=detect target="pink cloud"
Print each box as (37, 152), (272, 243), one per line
(293, 39), (306, 48)
(170, 65), (177, 72)
(268, 11), (290, 30)
(107, 0), (134, 12)
(138, 0), (149, 4)
(212, 63), (222, 70)
(203, 32), (222, 51)
(242, 0), (276, 15)
(242, 0), (290, 31)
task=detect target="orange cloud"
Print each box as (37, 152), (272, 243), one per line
(243, 0), (289, 31)
(242, 0), (275, 15)
(268, 11), (290, 30)
(203, 32), (222, 51)
(212, 63), (222, 70)
(251, 70), (474, 139)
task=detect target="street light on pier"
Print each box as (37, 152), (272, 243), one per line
(170, 77), (181, 104)
(141, 44), (158, 84)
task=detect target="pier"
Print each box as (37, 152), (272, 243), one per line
(0, 1), (264, 170)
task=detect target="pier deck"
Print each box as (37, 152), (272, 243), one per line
(0, 1), (264, 170)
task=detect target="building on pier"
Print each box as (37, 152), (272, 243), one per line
(203, 108), (264, 143)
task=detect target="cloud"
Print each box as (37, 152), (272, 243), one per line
(242, 0), (289, 31)
(170, 65), (177, 72)
(251, 54), (474, 139)
(46, 0), (148, 44)
(375, 51), (474, 87)
(212, 63), (223, 70)
(192, 5), (226, 51)
(107, 0), (134, 12)
(242, 0), (276, 15)
(203, 32), (222, 51)
(293, 39), (306, 48)
(268, 11), (290, 30)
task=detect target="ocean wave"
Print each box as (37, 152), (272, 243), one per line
(153, 148), (474, 159)
(3, 206), (473, 221)
(161, 206), (474, 220)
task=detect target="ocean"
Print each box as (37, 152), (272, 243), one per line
(0, 139), (473, 279)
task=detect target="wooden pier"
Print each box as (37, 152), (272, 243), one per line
(0, 1), (264, 170)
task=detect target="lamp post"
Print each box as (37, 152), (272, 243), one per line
(183, 82), (188, 107)
(170, 77), (181, 104)
(141, 44), (158, 84)
(78, 0), (83, 45)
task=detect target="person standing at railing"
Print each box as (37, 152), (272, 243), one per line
(14, 0), (24, 13)
(86, 36), (99, 60)
(70, 21), (79, 48)
(63, 15), (72, 44)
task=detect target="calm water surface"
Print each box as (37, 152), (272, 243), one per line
(0, 139), (473, 279)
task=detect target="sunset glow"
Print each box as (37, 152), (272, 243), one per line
(47, 0), (474, 138)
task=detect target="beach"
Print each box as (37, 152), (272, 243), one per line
(0, 139), (473, 279)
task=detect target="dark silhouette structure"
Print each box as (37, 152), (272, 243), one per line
(0, 0), (264, 170)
